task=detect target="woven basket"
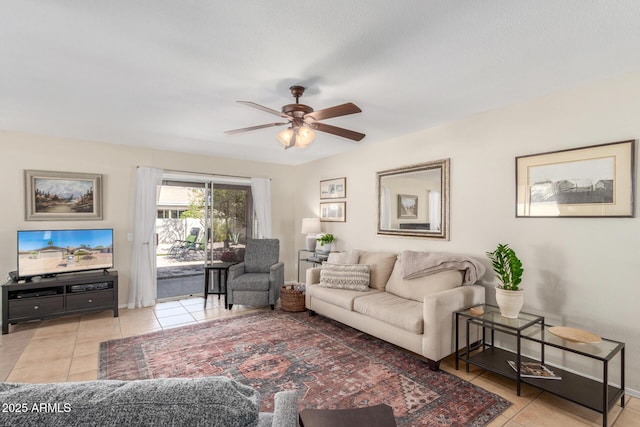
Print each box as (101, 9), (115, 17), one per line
(281, 284), (306, 312)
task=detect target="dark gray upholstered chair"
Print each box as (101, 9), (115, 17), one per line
(227, 239), (284, 310)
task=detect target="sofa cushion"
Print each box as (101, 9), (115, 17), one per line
(319, 263), (370, 291)
(357, 252), (397, 290)
(385, 259), (464, 302)
(0, 377), (259, 427)
(327, 250), (362, 264)
(308, 285), (381, 310)
(353, 292), (424, 334)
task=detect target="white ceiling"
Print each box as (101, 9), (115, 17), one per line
(2, 1), (640, 165)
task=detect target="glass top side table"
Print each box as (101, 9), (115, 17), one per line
(455, 304), (624, 427)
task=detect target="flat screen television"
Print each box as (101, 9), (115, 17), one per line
(17, 229), (114, 280)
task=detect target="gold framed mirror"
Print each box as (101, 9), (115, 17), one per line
(377, 159), (450, 240)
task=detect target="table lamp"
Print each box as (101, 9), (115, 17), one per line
(301, 218), (322, 251)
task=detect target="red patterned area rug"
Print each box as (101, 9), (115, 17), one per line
(99, 310), (510, 426)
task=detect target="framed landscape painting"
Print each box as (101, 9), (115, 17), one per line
(25, 170), (103, 220)
(516, 140), (635, 217)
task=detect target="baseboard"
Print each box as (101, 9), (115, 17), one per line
(626, 387), (640, 398)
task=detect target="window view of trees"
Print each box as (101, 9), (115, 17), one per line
(211, 188), (247, 248)
(156, 183), (251, 264)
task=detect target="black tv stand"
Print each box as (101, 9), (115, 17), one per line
(2, 271), (118, 334)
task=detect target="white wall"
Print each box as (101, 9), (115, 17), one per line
(295, 71), (640, 393)
(0, 132), (298, 312)
(1, 71), (639, 393)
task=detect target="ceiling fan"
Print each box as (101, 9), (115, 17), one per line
(225, 86), (365, 149)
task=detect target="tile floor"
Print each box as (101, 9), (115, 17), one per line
(0, 296), (638, 426)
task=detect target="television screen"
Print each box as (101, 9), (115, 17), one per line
(17, 229), (114, 279)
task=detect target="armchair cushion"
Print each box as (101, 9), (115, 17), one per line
(228, 273), (271, 291)
(245, 239), (280, 273)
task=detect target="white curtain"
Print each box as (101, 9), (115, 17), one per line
(380, 186), (391, 229)
(128, 167), (163, 308)
(251, 177), (272, 238)
(429, 190), (441, 231)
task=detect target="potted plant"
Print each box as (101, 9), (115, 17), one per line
(486, 243), (524, 318)
(316, 233), (335, 254)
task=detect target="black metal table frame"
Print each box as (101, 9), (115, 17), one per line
(455, 304), (625, 427)
(204, 262), (239, 309)
(455, 306), (544, 396)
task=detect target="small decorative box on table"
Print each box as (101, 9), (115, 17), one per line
(281, 282), (306, 312)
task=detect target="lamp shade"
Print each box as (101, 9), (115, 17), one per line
(301, 217), (321, 234)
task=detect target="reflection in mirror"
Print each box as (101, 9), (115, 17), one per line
(377, 159), (450, 240)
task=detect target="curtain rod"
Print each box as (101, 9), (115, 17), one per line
(136, 166), (270, 180)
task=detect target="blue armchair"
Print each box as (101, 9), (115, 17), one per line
(227, 239), (284, 310)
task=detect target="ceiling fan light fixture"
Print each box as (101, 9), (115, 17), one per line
(276, 127), (315, 148)
(295, 127), (315, 147)
(276, 128), (293, 147)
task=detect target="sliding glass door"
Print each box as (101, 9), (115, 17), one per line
(155, 175), (252, 300)
(209, 183), (252, 263)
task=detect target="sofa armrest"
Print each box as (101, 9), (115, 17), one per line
(269, 390), (299, 427)
(422, 285), (485, 362)
(305, 266), (321, 285)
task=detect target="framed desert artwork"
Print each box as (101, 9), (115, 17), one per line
(25, 170), (103, 220)
(516, 140), (635, 217)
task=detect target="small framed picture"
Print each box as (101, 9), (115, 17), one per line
(320, 202), (346, 222)
(25, 170), (103, 221)
(516, 140), (635, 217)
(397, 194), (418, 219)
(320, 177), (346, 199)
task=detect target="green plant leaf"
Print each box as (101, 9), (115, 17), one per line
(486, 243), (523, 290)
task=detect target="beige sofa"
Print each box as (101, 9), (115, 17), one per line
(305, 250), (485, 370)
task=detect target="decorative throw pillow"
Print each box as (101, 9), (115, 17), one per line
(319, 263), (370, 291)
(327, 250), (361, 265)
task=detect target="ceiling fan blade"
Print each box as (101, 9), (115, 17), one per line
(304, 102), (361, 121)
(308, 122), (365, 142)
(237, 101), (291, 120)
(225, 122), (288, 135)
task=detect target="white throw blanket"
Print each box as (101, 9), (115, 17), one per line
(400, 250), (486, 285)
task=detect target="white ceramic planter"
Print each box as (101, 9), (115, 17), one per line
(495, 287), (524, 318)
(316, 242), (333, 254)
